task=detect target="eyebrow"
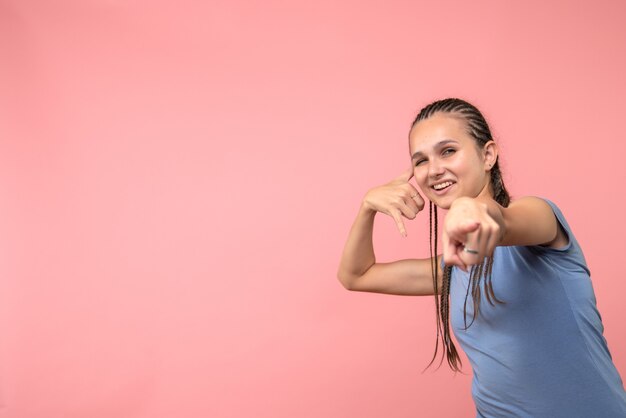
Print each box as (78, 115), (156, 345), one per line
(411, 139), (459, 160)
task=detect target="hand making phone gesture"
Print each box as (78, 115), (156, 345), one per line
(362, 167), (425, 237)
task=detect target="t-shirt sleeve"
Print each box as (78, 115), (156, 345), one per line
(524, 198), (589, 272)
(530, 197), (574, 254)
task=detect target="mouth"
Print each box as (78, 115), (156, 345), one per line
(431, 180), (455, 194)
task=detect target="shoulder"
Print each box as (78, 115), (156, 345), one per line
(500, 196), (567, 248)
(519, 196), (571, 250)
(507, 196), (552, 211)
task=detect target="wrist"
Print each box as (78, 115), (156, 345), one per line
(481, 199), (506, 243)
(359, 200), (377, 216)
(449, 196), (475, 211)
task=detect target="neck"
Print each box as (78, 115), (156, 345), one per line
(476, 179), (495, 202)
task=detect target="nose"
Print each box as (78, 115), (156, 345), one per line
(428, 158), (445, 178)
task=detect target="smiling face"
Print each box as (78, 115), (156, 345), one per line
(409, 112), (497, 209)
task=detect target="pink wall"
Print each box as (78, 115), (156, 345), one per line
(1, 0), (625, 417)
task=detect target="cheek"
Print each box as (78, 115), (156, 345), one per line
(413, 168), (429, 188)
(448, 157), (467, 172)
(450, 156), (477, 178)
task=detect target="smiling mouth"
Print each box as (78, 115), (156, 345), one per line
(432, 181), (455, 191)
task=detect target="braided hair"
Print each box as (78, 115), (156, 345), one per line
(411, 98), (511, 372)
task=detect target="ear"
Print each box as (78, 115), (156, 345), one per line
(482, 140), (498, 171)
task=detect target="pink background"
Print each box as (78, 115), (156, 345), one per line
(1, 1), (625, 417)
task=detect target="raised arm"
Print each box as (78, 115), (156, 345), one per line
(443, 196), (568, 270)
(336, 169), (443, 296)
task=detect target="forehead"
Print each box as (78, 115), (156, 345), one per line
(409, 113), (471, 152)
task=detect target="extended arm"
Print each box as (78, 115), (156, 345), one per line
(443, 196), (567, 269)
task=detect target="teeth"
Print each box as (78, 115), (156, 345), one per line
(433, 181), (452, 190)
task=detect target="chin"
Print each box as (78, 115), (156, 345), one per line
(429, 196), (453, 210)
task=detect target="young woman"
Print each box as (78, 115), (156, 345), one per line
(337, 98), (626, 417)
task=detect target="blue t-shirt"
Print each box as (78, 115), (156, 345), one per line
(448, 199), (626, 417)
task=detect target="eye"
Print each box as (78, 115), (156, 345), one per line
(442, 147), (456, 156)
(414, 158), (427, 167)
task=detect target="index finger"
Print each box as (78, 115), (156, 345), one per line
(442, 230), (468, 272)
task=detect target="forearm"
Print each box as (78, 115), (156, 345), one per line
(472, 195), (557, 247)
(337, 202), (378, 287)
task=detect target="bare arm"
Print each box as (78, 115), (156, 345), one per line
(337, 169), (442, 296)
(498, 196), (567, 248)
(443, 196), (568, 269)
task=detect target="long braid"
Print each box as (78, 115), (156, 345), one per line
(412, 98), (510, 371)
(425, 202), (442, 369)
(424, 203), (462, 372)
(490, 165), (510, 207)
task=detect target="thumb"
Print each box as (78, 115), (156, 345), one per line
(395, 166), (414, 182)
